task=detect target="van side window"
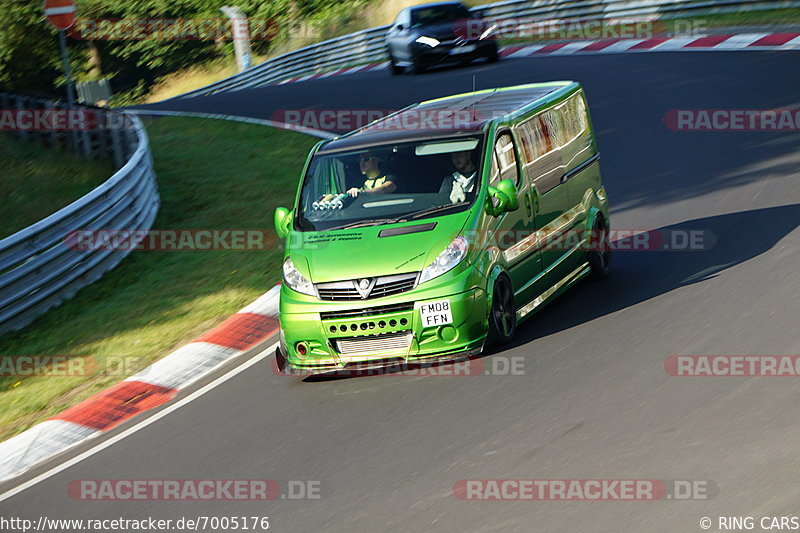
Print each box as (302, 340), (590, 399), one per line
(560, 93), (588, 142)
(517, 115), (550, 163)
(550, 93), (589, 145)
(541, 110), (563, 148)
(492, 132), (518, 186)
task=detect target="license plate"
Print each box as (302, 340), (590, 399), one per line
(419, 299), (453, 327)
(449, 44), (476, 55)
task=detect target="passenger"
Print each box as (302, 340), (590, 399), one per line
(440, 150), (477, 203)
(347, 151), (397, 197)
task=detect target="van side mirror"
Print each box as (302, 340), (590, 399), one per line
(274, 207), (293, 239)
(485, 179), (519, 216)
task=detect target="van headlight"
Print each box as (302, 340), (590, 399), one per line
(415, 36), (440, 47)
(418, 236), (469, 285)
(283, 257), (315, 296)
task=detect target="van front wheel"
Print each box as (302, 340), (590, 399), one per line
(588, 215), (611, 279)
(488, 275), (516, 346)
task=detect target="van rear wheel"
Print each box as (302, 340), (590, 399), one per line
(588, 215), (611, 280)
(488, 275), (516, 346)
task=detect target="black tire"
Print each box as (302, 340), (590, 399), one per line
(588, 214), (611, 280)
(487, 274), (517, 347)
(388, 52), (403, 75)
(275, 346), (289, 375)
(410, 57), (426, 74)
(486, 43), (499, 63)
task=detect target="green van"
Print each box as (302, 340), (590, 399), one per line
(273, 81), (610, 374)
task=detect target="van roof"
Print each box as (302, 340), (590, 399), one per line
(317, 81), (578, 153)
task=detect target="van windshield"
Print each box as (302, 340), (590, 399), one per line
(295, 137), (484, 232)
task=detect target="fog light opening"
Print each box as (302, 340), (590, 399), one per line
(296, 342), (308, 356)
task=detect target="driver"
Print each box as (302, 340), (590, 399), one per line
(347, 151), (397, 197)
(439, 150), (477, 203)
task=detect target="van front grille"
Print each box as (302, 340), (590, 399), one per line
(320, 303), (414, 320)
(334, 331), (413, 355)
(316, 272), (418, 300)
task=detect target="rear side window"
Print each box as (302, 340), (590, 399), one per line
(548, 93), (588, 147)
(561, 93), (588, 142)
(517, 115), (551, 163)
(516, 91), (589, 165)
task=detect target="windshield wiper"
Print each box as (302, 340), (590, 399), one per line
(324, 202), (469, 231)
(405, 201), (471, 221)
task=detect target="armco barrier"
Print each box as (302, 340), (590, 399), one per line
(0, 94), (160, 336)
(172, 0), (800, 98)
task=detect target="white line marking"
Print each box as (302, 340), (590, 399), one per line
(340, 65), (367, 75)
(318, 69), (345, 79)
(506, 44), (547, 57)
(714, 33), (768, 49)
(597, 39), (646, 53)
(550, 41), (594, 54)
(0, 421), (99, 481)
(782, 35), (800, 48)
(0, 342), (278, 503)
(652, 36), (706, 50)
(45, 6), (76, 15)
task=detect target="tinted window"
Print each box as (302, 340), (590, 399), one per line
(410, 4), (471, 27)
(517, 115), (550, 163)
(296, 137), (485, 231)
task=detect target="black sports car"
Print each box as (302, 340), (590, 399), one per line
(385, 1), (499, 75)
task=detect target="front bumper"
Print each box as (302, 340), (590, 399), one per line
(414, 39), (496, 67)
(279, 271), (489, 374)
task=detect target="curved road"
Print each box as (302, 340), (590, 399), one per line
(3, 52), (800, 532)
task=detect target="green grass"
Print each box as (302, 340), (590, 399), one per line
(0, 135), (115, 240)
(0, 117), (318, 441)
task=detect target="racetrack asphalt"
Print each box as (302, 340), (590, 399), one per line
(2, 51), (800, 532)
